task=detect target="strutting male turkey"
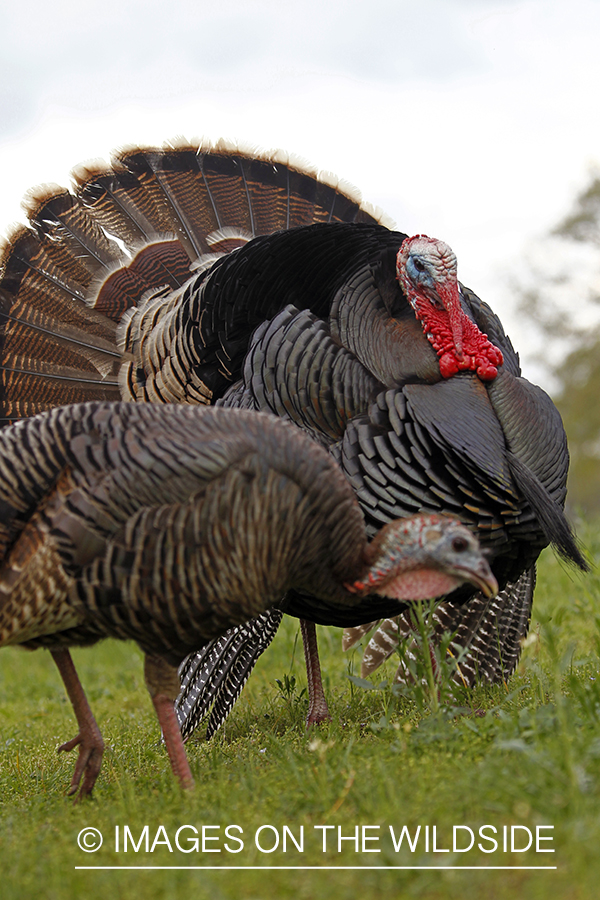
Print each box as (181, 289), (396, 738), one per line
(0, 400), (497, 796)
(0, 139), (587, 743)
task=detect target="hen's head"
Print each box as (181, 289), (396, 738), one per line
(396, 235), (503, 381)
(345, 513), (498, 602)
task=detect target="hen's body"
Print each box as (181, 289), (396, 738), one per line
(0, 403), (362, 655)
(0, 400), (496, 795)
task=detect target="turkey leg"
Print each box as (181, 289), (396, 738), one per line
(145, 655), (195, 790)
(51, 648), (105, 800)
(300, 619), (331, 726)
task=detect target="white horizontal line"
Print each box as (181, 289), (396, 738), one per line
(75, 866), (558, 871)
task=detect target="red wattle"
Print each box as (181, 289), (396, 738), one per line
(410, 294), (503, 381)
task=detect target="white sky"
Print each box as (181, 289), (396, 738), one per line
(1, 0), (599, 389)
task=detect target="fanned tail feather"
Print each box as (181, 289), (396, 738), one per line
(2, 139), (388, 425)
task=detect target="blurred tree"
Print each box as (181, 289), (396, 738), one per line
(518, 170), (600, 514)
(555, 341), (600, 513)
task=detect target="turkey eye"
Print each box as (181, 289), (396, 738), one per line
(452, 536), (468, 552)
(413, 258), (425, 272)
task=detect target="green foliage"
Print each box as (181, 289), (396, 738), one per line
(1, 529), (600, 899)
(274, 673), (307, 703)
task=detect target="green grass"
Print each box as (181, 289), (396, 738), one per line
(1, 518), (599, 899)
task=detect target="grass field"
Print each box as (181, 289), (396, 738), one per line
(0, 517), (599, 900)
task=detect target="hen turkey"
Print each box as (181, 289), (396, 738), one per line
(0, 140), (586, 744)
(0, 400), (496, 797)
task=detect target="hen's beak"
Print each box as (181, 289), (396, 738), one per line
(458, 557), (498, 599)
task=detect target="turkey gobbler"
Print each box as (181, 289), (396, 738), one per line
(175, 231), (586, 736)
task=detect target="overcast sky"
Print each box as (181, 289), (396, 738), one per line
(1, 0), (599, 388)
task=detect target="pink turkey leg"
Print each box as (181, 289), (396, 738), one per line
(145, 655), (194, 790)
(300, 619), (331, 726)
(51, 648), (104, 800)
(151, 694), (195, 790)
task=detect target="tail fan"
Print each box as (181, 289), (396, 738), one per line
(1, 140), (390, 425)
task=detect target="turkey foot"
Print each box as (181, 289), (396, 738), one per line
(301, 620), (331, 727)
(57, 730), (104, 798)
(51, 648), (105, 800)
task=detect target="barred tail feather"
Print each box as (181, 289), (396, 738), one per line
(347, 568), (536, 688)
(175, 609), (284, 741)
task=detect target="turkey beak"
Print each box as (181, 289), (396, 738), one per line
(464, 558), (498, 599)
(438, 280), (464, 359)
